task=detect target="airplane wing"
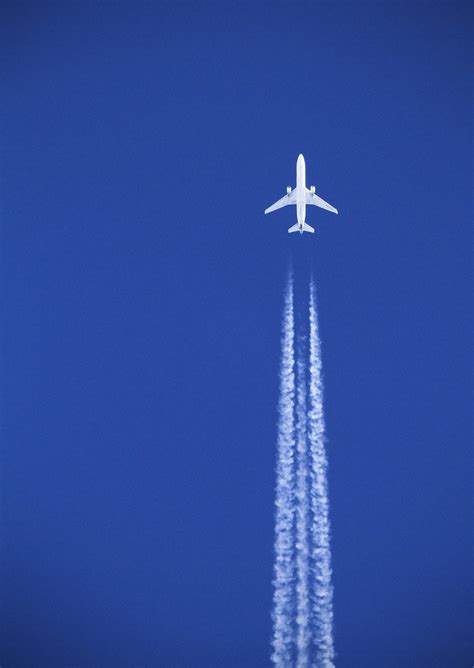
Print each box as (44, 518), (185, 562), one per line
(306, 189), (338, 214)
(265, 189), (296, 214)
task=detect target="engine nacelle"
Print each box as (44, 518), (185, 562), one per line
(310, 185), (316, 194)
(287, 186), (292, 195)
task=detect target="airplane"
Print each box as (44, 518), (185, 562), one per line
(264, 154), (338, 234)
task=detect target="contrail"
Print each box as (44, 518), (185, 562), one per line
(294, 341), (311, 667)
(308, 279), (335, 667)
(271, 271), (296, 666)
(271, 273), (335, 667)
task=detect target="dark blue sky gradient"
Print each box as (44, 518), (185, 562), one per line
(2, 2), (472, 666)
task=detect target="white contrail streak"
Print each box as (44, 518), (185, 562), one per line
(294, 343), (311, 667)
(271, 272), (296, 667)
(272, 273), (335, 667)
(308, 279), (335, 667)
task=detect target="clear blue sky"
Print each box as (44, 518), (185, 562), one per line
(2, 2), (472, 666)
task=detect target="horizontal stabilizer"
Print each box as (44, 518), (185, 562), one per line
(288, 223), (315, 234)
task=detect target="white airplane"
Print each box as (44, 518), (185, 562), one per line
(264, 154), (338, 234)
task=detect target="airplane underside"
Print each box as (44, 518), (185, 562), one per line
(264, 154), (338, 235)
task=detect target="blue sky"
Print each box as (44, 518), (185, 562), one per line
(2, 2), (472, 666)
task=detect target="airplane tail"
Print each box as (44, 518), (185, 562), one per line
(288, 223), (315, 234)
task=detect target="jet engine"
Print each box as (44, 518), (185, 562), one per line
(310, 185), (316, 194)
(287, 186), (292, 195)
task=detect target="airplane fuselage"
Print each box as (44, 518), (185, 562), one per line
(295, 153), (306, 232)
